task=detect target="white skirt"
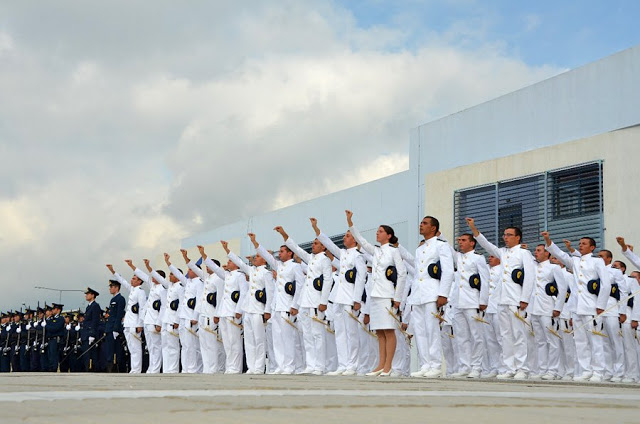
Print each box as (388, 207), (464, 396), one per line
(369, 297), (396, 330)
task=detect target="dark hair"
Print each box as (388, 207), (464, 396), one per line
(156, 270), (166, 278)
(280, 245), (294, 258)
(505, 227), (522, 241)
(581, 237), (597, 248)
(599, 249), (612, 260)
(614, 260), (627, 273)
(537, 244), (551, 258)
(461, 233), (476, 247)
(212, 259), (221, 267)
(177, 268), (183, 275)
(424, 216), (440, 233)
(380, 225), (398, 245)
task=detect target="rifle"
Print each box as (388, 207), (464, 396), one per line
(74, 333), (107, 360)
(2, 325), (10, 357)
(40, 320), (48, 355)
(14, 321), (21, 356)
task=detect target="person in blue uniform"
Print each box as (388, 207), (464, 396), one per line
(45, 303), (65, 372)
(82, 287), (101, 371)
(10, 311), (25, 372)
(105, 280), (126, 372)
(59, 313), (76, 372)
(21, 309), (35, 372)
(40, 305), (52, 371)
(30, 307), (44, 371)
(0, 312), (10, 372)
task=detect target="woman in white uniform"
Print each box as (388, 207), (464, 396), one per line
(346, 210), (407, 376)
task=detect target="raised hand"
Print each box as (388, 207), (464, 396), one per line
(106, 264), (115, 274)
(345, 210), (354, 227)
(248, 233), (259, 248)
(220, 240), (230, 254)
(197, 245), (207, 260)
(541, 231), (552, 246)
(274, 226), (288, 241)
(143, 259), (152, 273)
(164, 253), (171, 266)
(180, 249), (190, 262)
(465, 217), (479, 236)
(125, 259), (135, 271)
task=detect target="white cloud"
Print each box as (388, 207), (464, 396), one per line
(0, 2), (562, 310)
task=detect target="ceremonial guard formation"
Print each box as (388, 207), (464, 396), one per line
(3, 211), (640, 384)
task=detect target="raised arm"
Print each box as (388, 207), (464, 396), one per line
(346, 210), (375, 256)
(618, 237), (640, 269)
(164, 252), (187, 285)
(477, 256), (491, 308)
(224, 240), (252, 275)
(391, 247), (407, 303)
(196, 245), (226, 280)
(106, 264), (131, 291)
(466, 217), (502, 258)
(312, 222), (343, 261)
(551, 265), (568, 315)
(542, 232), (574, 271)
(397, 243), (416, 264)
(282, 233), (311, 264)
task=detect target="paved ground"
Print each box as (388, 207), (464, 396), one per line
(1, 373), (639, 424)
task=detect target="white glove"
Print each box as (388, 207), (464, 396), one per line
(41, 321), (46, 327)
(16, 327), (21, 334)
(112, 331), (119, 340)
(89, 336), (95, 344)
(26, 324), (31, 331)
(6, 324), (11, 331)
(66, 324), (71, 331)
(75, 325), (81, 332)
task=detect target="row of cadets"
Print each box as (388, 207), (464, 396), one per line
(275, 224), (333, 375)
(221, 240), (275, 374)
(107, 263), (148, 373)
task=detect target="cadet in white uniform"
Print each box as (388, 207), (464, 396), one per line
(254, 234), (305, 375)
(276, 225), (332, 375)
(107, 263), (147, 374)
(311, 218), (366, 376)
(467, 218), (535, 380)
(529, 245), (567, 380)
(223, 240), (275, 374)
(616, 237), (640, 382)
(347, 210), (406, 377)
(156, 255), (184, 373)
(130, 260), (167, 374)
(596, 249), (627, 382)
(543, 231), (611, 382)
(450, 234), (490, 379)
(188, 250), (226, 374)
(203, 245), (247, 374)
(482, 255), (504, 378)
(552, 257), (577, 380)
(407, 216), (454, 378)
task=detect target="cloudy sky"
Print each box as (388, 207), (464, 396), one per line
(1, 0), (639, 311)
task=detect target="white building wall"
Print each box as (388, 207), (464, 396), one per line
(182, 171), (413, 260)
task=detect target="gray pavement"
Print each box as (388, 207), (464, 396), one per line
(1, 373), (639, 424)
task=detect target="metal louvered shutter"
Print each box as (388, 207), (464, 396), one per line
(453, 161), (604, 254)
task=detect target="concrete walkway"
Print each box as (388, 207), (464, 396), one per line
(1, 373), (639, 423)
